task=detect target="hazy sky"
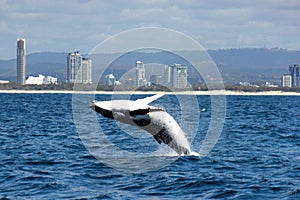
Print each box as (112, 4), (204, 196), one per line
(0, 0), (299, 59)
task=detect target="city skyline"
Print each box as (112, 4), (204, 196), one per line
(4, 39), (299, 85)
(1, 0), (300, 59)
(134, 61), (188, 89)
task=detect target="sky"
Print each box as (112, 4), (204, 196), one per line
(0, 0), (299, 59)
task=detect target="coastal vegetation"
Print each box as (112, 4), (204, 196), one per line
(0, 82), (299, 93)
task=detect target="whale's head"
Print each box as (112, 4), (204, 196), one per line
(90, 101), (114, 119)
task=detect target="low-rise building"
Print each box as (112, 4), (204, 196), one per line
(0, 80), (9, 84)
(105, 74), (116, 85)
(25, 74), (57, 85)
(264, 82), (278, 87)
(44, 76), (58, 85)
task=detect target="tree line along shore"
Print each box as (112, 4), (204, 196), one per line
(0, 82), (299, 93)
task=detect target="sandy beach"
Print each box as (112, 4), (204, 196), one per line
(0, 90), (299, 96)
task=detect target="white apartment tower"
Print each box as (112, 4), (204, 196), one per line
(67, 51), (82, 83)
(17, 39), (26, 85)
(164, 65), (171, 86)
(82, 58), (92, 84)
(170, 64), (188, 88)
(66, 51), (92, 83)
(135, 61), (147, 87)
(281, 74), (292, 87)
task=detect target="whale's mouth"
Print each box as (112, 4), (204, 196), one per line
(90, 104), (114, 119)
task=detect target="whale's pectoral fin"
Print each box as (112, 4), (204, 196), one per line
(136, 93), (164, 105)
(153, 128), (172, 145)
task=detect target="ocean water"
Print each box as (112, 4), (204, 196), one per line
(0, 93), (299, 199)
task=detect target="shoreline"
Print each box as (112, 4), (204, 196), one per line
(0, 90), (299, 96)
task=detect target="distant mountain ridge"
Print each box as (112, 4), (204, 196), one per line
(1, 48), (299, 84)
(0, 52), (68, 81)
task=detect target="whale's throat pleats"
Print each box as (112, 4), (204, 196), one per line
(153, 128), (172, 144)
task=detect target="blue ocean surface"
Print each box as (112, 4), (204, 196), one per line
(0, 93), (299, 199)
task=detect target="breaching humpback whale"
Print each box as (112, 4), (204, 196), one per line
(90, 94), (192, 155)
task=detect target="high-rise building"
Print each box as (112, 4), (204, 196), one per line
(135, 61), (147, 87)
(17, 39), (26, 85)
(170, 64), (188, 88)
(66, 52), (92, 83)
(67, 51), (82, 83)
(281, 75), (292, 87)
(150, 74), (164, 85)
(82, 58), (92, 84)
(289, 64), (300, 87)
(164, 65), (171, 86)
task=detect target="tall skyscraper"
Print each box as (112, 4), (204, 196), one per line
(17, 39), (26, 85)
(82, 58), (92, 84)
(67, 51), (82, 83)
(135, 61), (147, 87)
(289, 64), (300, 87)
(164, 65), (171, 86)
(170, 64), (188, 89)
(67, 52), (92, 83)
(150, 74), (164, 85)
